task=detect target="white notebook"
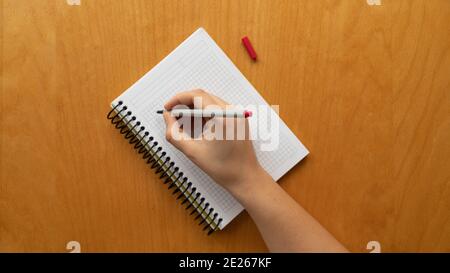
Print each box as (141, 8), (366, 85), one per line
(108, 28), (308, 232)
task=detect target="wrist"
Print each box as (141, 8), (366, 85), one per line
(226, 164), (273, 202)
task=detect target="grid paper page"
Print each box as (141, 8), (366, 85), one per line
(111, 28), (309, 229)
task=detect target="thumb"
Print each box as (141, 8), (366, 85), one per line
(163, 111), (194, 153)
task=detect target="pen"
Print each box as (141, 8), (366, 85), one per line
(156, 109), (252, 118)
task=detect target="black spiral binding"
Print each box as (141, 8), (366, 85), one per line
(107, 101), (223, 235)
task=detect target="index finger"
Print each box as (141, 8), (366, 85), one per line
(164, 89), (227, 110)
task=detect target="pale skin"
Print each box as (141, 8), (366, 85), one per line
(163, 89), (348, 252)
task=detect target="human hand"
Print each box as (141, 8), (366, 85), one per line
(163, 90), (263, 193)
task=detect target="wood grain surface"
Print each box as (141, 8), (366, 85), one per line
(1, 0), (449, 252)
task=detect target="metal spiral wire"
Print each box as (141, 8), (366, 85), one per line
(107, 101), (222, 235)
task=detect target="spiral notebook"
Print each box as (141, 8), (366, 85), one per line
(107, 28), (309, 234)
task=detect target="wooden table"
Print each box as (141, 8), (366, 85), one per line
(1, 0), (449, 252)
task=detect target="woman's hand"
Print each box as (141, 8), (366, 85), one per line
(162, 89), (263, 193)
(162, 90), (347, 252)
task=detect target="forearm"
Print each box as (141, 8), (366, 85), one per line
(228, 167), (348, 252)
(163, 91), (346, 252)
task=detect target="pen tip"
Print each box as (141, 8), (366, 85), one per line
(156, 110), (164, 114)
